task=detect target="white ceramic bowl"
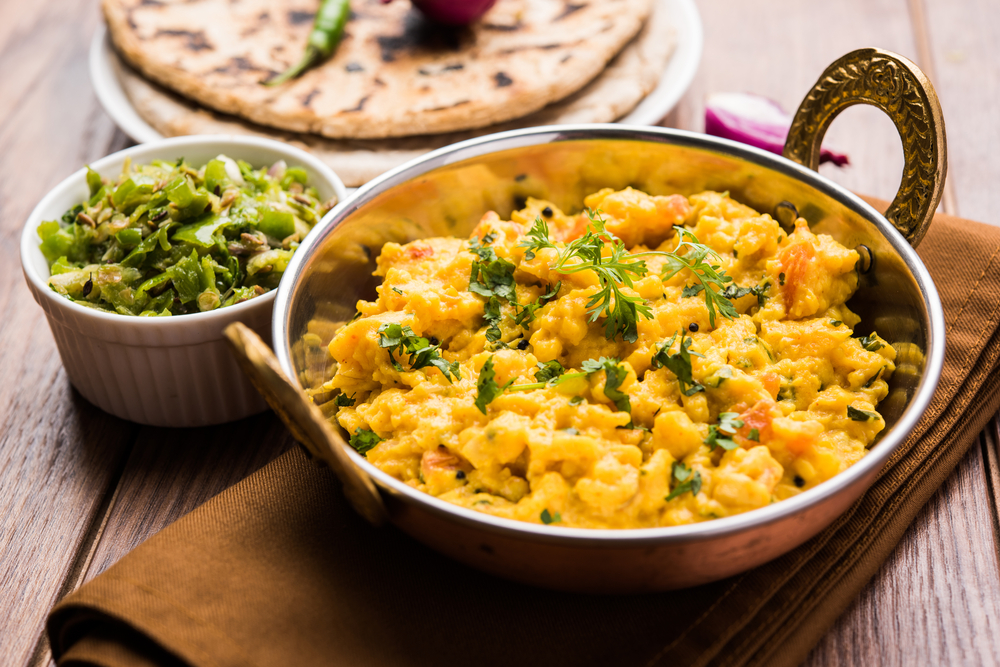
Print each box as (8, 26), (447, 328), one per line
(20, 135), (347, 427)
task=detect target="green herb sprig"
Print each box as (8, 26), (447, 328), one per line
(651, 332), (705, 396)
(468, 234), (517, 342)
(474, 355), (513, 414)
(705, 412), (744, 451)
(666, 461), (702, 501)
(349, 428), (382, 456)
(377, 322), (461, 382)
(519, 212), (742, 342)
(519, 213), (652, 343)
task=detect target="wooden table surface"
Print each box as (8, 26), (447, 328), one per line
(3, 1), (1000, 665)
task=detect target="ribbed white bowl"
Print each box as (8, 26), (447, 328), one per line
(20, 135), (347, 427)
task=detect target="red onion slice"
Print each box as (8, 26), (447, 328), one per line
(381, 0), (497, 25)
(705, 92), (849, 167)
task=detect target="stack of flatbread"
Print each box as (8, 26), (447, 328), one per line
(102, 0), (677, 186)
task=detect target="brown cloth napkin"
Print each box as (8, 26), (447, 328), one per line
(49, 204), (1000, 667)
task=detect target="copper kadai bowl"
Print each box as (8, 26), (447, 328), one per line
(249, 48), (947, 593)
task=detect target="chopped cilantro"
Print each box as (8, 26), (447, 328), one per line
(829, 319), (842, 326)
(474, 355), (512, 414)
(540, 509), (562, 524)
(666, 461), (702, 501)
(859, 333), (884, 351)
(391, 287), (404, 295)
(580, 357), (631, 413)
(651, 332), (705, 396)
(705, 412), (743, 451)
(349, 428), (382, 456)
(512, 281), (560, 328)
(748, 427), (760, 441)
(569, 396), (585, 406)
(334, 393), (355, 408)
(377, 322), (460, 382)
(863, 367), (885, 389)
(779, 272), (786, 285)
(534, 359), (565, 384)
(520, 214), (739, 341)
(847, 405), (879, 421)
(682, 284), (704, 298)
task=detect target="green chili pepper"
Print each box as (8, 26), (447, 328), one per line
(267, 0), (351, 86)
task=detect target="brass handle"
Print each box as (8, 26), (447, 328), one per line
(224, 322), (388, 526)
(783, 48), (947, 247)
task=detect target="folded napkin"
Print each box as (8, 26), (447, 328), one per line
(49, 204), (1000, 667)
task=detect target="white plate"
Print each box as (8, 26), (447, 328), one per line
(90, 0), (702, 144)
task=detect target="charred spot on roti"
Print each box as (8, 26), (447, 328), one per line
(211, 57), (266, 74)
(427, 100), (471, 112)
(418, 63), (465, 75)
(561, 53), (573, 63)
(139, 0), (164, 6)
(154, 29), (212, 52)
(342, 95), (370, 113)
(302, 88), (321, 107)
(288, 10), (315, 25)
(483, 21), (523, 32)
(345, 62), (364, 72)
(556, 3), (588, 20)
(494, 72), (513, 87)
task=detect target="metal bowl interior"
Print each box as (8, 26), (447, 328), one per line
(272, 125), (944, 592)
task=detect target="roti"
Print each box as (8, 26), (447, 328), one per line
(117, 0), (676, 186)
(103, 0), (654, 139)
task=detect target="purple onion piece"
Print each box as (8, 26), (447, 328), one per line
(381, 0), (497, 25)
(704, 92), (849, 167)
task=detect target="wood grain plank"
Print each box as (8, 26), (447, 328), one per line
(805, 440), (1000, 666)
(672, 2), (1000, 665)
(0, 1), (141, 664)
(83, 415), (293, 582)
(672, 0), (919, 204)
(921, 0), (1000, 224)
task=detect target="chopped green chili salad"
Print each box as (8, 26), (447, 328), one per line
(38, 156), (334, 316)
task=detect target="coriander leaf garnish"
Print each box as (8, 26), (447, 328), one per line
(748, 427), (760, 442)
(540, 509), (562, 524)
(506, 356), (631, 416)
(377, 322), (461, 382)
(660, 227), (737, 327)
(581, 357), (631, 413)
(513, 281), (560, 328)
(349, 428), (382, 456)
(468, 236), (518, 342)
(858, 333), (884, 351)
(569, 396), (585, 406)
(334, 393), (355, 408)
(651, 332), (705, 396)
(720, 282), (769, 308)
(520, 211), (651, 343)
(705, 411), (744, 451)
(682, 284), (705, 298)
(474, 355), (513, 414)
(666, 461), (702, 501)
(847, 405), (879, 421)
(863, 366), (885, 389)
(520, 212), (741, 341)
(534, 359), (565, 384)
(468, 235), (516, 300)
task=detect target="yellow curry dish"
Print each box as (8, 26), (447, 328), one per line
(309, 187), (896, 529)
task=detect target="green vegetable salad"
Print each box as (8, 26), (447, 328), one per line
(39, 156), (334, 316)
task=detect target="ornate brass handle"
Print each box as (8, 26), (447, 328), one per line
(783, 48), (947, 247)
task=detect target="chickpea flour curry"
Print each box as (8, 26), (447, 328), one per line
(307, 187), (896, 529)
